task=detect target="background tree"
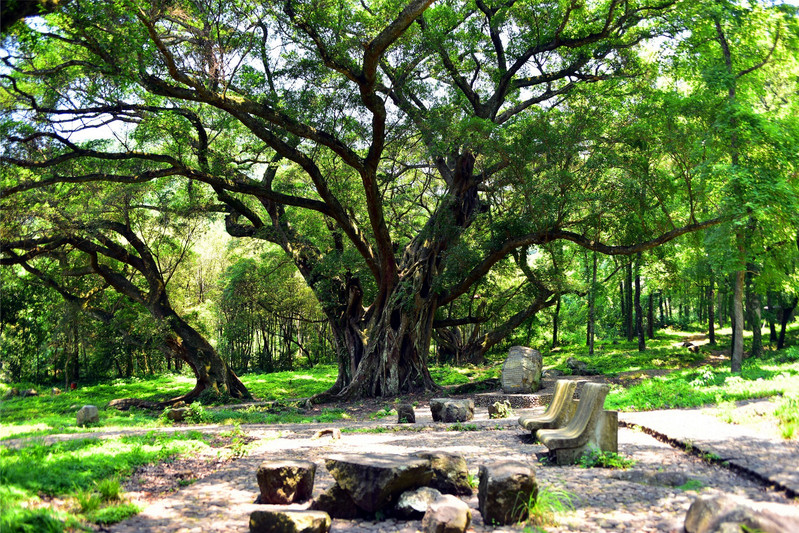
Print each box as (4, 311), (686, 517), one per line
(2, 0), (774, 400)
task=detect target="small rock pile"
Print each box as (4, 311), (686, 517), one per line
(250, 452), (537, 533)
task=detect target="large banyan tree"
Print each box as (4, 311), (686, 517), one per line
(2, 0), (734, 399)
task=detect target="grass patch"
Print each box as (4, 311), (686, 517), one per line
(0, 431), (210, 530)
(577, 447), (636, 469)
(523, 485), (575, 532)
(239, 367), (337, 400)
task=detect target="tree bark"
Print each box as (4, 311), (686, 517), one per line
(588, 251), (597, 355)
(647, 292), (654, 339)
(552, 295), (561, 348)
(731, 268), (745, 372)
(625, 262), (634, 341)
(777, 297), (797, 350)
(635, 254), (645, 352)
(746, 265), (762, 359)
(708, 275), (716, 345)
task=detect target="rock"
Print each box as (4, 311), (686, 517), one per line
(611, 469), (689, 487)
(394, 487), (442, 519)
(397, 403), (416, 424)
(166, 407), (190, 422)
(325, 453), (432, 513)
(684, 493), (799, 533)
(4, 387), (20, 399)
(249, 509), (330, 533)
(20, 388), (38, 398)
(108, 398), (160, 411)
(312, 428), (341, 439)
(311, 484), (364, 519)
(256, 459), (316, 504)
(51, 387), (62, 395)
(566, 357), (599, 376)
(421, 494), (471, 533)
(501, 346), (543, 393)
(429, 399), (474, 423)
(415, 451), (473, 496)
(543, 369), (564, 378)
(652, 471), (689, 487)
(76, 405), (99, 426)
(478, 461), (537, 526)
(488, 400), (513, 419)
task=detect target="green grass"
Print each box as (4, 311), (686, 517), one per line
(239, 366), (338, 400)
(0, 367), (343, 441)
(0, 431), (211, 531)
(606, 346), (799, 412)
(523, 484), (575, 532)
(429, 364), (500, 386)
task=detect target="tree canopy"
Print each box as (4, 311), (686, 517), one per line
(2, 0), (797, 400)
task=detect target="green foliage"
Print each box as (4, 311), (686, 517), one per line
(677, 479), (705, 492)
(577, 447), (636, 470)
(0, 507), (71, 533)
(94, 478), (121, 502)
(0, 432), (209, 530)
(523, 485), (575, 532)
(447, 423), (479, 432)
(775, 393), (799, 439)
(369, 407), (397, 420)
(86, 503), (141, 525)
(490, 400), (514, 419)
(185, 402), (211, 424)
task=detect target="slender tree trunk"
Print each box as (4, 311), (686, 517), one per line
(746, 266), (762, 359)
(647, 292), (654, 339)
(552, 295), (561, 348)
(588, 251), (597, 355)
(635, 254), (645, 352)
(777, 297), (798, 350)
(767, 292), (777, 344)
(708, 275), (716, 345)
(731, 268), (745, 372)
(625, 263), (634, 341)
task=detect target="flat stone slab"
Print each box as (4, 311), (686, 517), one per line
(325, 453), (432, 513)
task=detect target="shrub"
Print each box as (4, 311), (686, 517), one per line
(578, 446), (636, 469)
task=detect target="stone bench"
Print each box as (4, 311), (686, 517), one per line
(537, 382), (618, 465)
(517, 379), (577, 439)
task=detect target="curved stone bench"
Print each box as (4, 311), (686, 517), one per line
(517, 379), (577, 439)
(537, 382), (618, 465)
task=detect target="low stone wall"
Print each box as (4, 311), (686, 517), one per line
(473, 392), (552, 409)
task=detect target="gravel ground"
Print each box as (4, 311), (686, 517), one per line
(105, 406), (798, 533)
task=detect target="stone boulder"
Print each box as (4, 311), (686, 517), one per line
(249, 510), (330, 533)
(429, 399), (474, 423)
(76, 405), (99, 426)
(684, 493), (799, 533)
(165, 407), (190, 422)
(325, 453), (432, 513)
(397, 403), (416, 424)
(394, 487), (442, 519)
(256, 459), (316, 504)
(501, 346), (543, 393)
(421, 494), (472, 533)
(20, 388), (38, 398)
(478, 461), (537, 526)
(566, 357), (599, 376)
(415, 451), (473, 496)
(310, 484), (363, 519)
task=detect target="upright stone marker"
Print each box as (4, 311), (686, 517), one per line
(501, 346), (543, 393)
